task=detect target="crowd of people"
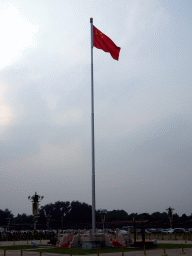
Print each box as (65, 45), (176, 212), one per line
(0, 230), (56, 241)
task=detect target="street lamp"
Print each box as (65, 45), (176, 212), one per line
(46, 214), (51, 230)
(166, 207), (174, 228)
(61, 216), (64, 232)
(33, 215), (39, 231)
(6, 217), (11, 232)
(99, 209), (107, 233)
(28, 192), (44, 231)
(133, 215), (136, 243)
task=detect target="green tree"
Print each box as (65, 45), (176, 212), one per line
(181, 214), (188, 220)
(137, 213), (151, 221)
(40, 201), (70, 227)
(66, 201), (92, 223)
(105, 210), (128, 221)
(161, 212), (169, 220)
(13, 213), (33, 224)
(0, 209), (14, 225)
(128, 213), (138, 221)
(173, 213), (179, 220)
(151, 212), (162, 221)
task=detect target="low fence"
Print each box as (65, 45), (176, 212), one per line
(0, 250), (56, 256)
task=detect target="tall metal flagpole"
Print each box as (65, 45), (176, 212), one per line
(90, 17), (95, 232)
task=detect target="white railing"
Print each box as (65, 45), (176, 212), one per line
(58, 229), (130, 248)
(104, 233), (113, 246)
(70, 233), (80, 247)
(116, 232), (126, 246)
(58, 231), (74, 248)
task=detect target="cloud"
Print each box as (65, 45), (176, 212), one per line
(0, 104), (13, 126)
(0, 5), (38, 69)
(0, 0), (191, 216)
(24, 140), (85, 170)
(51, 108), (83, 126)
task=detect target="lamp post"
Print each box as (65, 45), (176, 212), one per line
(46, 214), (51, 230)
(28, 192), (44, 231)
(99, 209), (107, 233)
(6, 217), (11, 232)
(166, 207), (174, 228)
(33, 215), (39, 231)
(133, 215), (136, 243)
(61, 216), (64, 232)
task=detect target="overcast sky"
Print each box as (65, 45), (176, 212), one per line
(0, 0), (191, 217)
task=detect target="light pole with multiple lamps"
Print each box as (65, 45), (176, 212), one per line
(166, 207), (174, 228)
(28, 192), (44, 231)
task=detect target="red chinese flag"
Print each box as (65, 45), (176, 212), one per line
(93, 25), (121, 61)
